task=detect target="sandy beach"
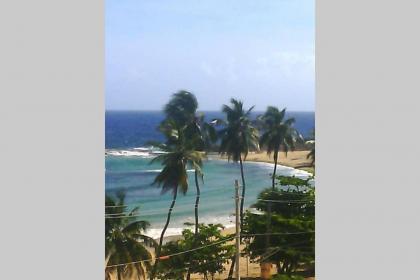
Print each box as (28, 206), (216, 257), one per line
(217, 150), (314, 174)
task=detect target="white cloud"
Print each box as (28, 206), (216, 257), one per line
(273, 51), (314, 65)
(226, 57), (239, 83)
(256, 50), (314, 79)
(199, 62), (215, 76)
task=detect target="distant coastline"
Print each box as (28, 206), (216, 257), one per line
(211, 150), (313, 173)
(106, 148), (314, 174)
(105, 148), (314, 174)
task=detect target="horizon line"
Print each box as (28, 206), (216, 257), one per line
(105, 109), (315, 113)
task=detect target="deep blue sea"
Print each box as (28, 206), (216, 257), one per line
(105, 111), (314, 237)
(106, 111), (314, 149)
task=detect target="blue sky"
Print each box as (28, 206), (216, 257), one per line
(106, 0), (314, 111)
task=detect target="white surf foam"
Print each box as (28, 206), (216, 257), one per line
(145, 215), (235, 239)
(106, 150), (152, 157)
(140, 169), (195, 173)
(105, 147), (168, 158)
(142, 169), (163, 173)
(244, 160), (313, 179)
(145, 227), (186, 240)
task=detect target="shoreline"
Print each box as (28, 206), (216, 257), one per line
(107, 148), (314, 240)
(209, 150), (314, 174)
(107, 149), (315, 279)
(210, 150), (311, 167)
(106, 148), (314, 174)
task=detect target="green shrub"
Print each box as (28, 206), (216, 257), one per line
(243, 175), (315, 274)
(156, 223), (234, 279)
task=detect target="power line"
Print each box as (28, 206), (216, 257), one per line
(105, 192), (315, 211)
(257, 199), (314, 203)
(241, 231), (315, 237)
(105, 200), (314, 219)
(164, 256), (233, 276)
(105, 196), (203, 208)
(105, 212), (139, 216)
(105, 208), (234, 219)
(162, 239), (314, 277)
(258, 198), (314, 201)
(106, 236), (235, 268)
(106, 205), (194, 215)
(104, 195), (315, 219)
(105, 200), (175, 209)
(105, 213), (149, 219)
(105, 204), (213, 218)
(256, 191), (314, 196)
(249, 240), (314, 253)
(259, 247), (283, 263)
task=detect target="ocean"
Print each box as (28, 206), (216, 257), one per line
(106, 111), (315, 149)
(105, 111), (314, 238)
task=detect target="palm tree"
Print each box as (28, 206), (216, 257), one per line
(218, 98), (259, 227)
(217, 98), (259, 279)
(182, 113), (217, 280)
(258, 107), (303, 268)
(150, 124), (204, 280)
(186, 113), (217, 236)
(307, 146), (315, 167)
(163, 90), (198, 127)
(162, 91), (216, 236)
(306, 130), (315, 167)
(259, 107), (303, 189)
(105, 192), (156, 280)
(158, 94), (216, 280)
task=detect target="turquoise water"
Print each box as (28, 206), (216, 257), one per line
(105, 153), (311, 238)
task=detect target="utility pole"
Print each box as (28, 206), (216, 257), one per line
(235, 180), (241, 280)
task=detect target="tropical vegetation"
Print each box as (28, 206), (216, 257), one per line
(105, 91), (315, 279)
(216, 98), (260, 228)
(306, 130), (315, 168)
(244, 176), (315, 276)
(259, 107), (303, 189)
(155, 223), (234, 280)
(214, 98), (260, 278)
(161, 91), (217, 235)
(150, 91), (218, 279)
(105, 192), (156, 280)
(149, 123), (204, 279)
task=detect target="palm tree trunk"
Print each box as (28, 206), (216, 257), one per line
(150, 186), (178, 280)
(265, 150), (278, 258)
(228, 156), (246, 280)
(187, 170), (200, 280)
(227, 256), (236, 280)
(272, 151), (278, 189)
(194, 170), (200, 235)
(117, 267), (123, 280)
(186, 171), (201, 280)
(239, 156), (246, 230)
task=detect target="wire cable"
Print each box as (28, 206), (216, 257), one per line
(241, 231), (315, 237)
(257, 199), (314, 203)
(106, 236), (235, 268)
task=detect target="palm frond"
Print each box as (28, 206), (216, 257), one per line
(105, 194), (154, 279)
(259, 106), (302, 158)
(218, 99), (259, 162)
